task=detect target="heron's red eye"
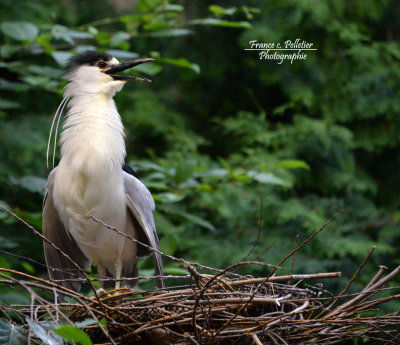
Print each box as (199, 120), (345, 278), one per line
(98, 61), (107, 69)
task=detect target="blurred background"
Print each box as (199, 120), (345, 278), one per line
(0, 0), (399, 310)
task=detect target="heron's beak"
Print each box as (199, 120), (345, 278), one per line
(105, 58), (154, 82)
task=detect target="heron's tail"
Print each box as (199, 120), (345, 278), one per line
(153, 252), (164, 289)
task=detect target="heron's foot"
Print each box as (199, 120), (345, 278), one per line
(110, 286), (131, 296)
(96, 288), (107, 297)
(88, 288), (108, 301)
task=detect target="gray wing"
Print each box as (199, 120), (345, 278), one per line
(123, 171), (164, 288)
(42, 168), (90, 291)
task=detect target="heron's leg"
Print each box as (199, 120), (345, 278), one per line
(114, 258), (122, 290)
(97, 262), (107, 290)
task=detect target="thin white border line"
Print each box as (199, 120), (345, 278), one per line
(245, 48), (317, 51)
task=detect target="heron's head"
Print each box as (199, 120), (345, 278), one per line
(64, 50), (153, 97)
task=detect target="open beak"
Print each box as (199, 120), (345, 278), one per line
(105, 58), (154, 82)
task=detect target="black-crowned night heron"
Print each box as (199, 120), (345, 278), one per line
(42, 50), (163, 291)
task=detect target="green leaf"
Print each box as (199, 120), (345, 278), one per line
(76, 45), (97, 53)
(156, 192), (185, 203)
(0, 255), (11, 271)
(10, 209), (42, 228)
(150, 51), (161, 59)
(250, 172), (291, 187)
(0, 293), (30, 305)
(0, 99), (20, 109)
(25, 319), (63, 345)
(27, 65), (62, 78)
(200, 168), (228, 178)
(171, 210), (216, 231)
(96, 31), (110, 45)
(52, 25), (93, 44)
(218, 157), (232, 171)
(179, 212), (215, 231)
(160, 234), (178, 254)
(54, 325), (92, 345)
(0, 78), (28, 91)
(196, 184), (213, 191)
(52, 51), (73, 66)
(146, 182), (168, 190)
(138, 0), (164, 12)
(88, 26), (98, 35)
(146, 172), (167, 181)
(36, 33), (52, 47)
(21, 261), (35, 274)
(158, 57), (200, 73)
(0, 201), (11, 220)
(149, 28), (194, 37)
(164, 4), (184, 12)
(164, 266), (187, 275)
(20, 75), (58, 89)
(188, 18), (251, 29)
(14, 176), (47, 194)
(98, 318), (107, 326)
(143, 20), (169, 31)
(110, 31), (131, 47)
(0, 318), (27, 345)
(174, 162), (196, 184)
(107, 49), (138, 60)
(1, 22), (39, 41)
(273, 101), (296, 116)
(209, 5), (236, 16)
(0, 44), (21, 58)
(232, 173), (251, 184)
(278, 160), (310, 170)
(133, 63), (162, 76)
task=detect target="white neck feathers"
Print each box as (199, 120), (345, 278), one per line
(59, 82), (126, 175)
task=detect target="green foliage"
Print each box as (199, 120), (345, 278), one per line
(0, 317), (105, 345)
(54, 325), (92, 345)
(0, 0), (399, 319)
(0, 318), (27, 345)
(25, 319), (64, 344)
(1, 21), (39, 41)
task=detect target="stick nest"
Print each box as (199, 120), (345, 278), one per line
(0, 209), (399, 344)
(1, 262), (400, 345)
